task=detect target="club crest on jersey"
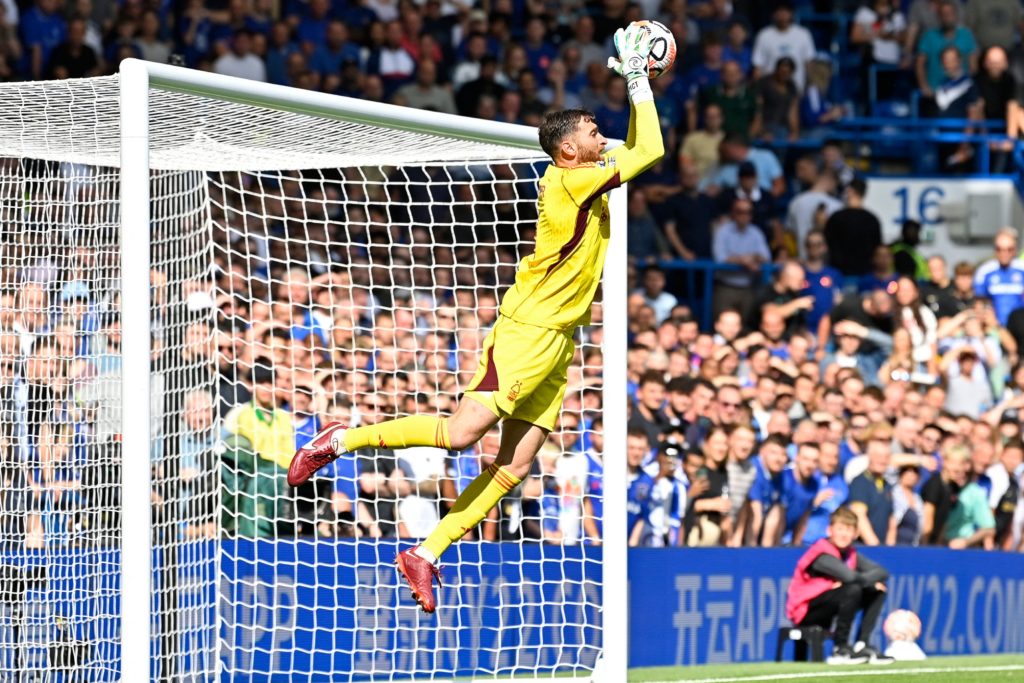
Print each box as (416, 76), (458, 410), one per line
(507, 381), (523, 402)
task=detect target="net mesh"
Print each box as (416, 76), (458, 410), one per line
(0, 75), (607, 681)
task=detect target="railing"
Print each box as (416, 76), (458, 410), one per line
(655, 259), (777, 330)
(764, 116), (1022, 181)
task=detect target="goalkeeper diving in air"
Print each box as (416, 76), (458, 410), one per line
(288, 23), (665, 613)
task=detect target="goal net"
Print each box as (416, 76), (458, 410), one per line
(0, 64), (625, 682)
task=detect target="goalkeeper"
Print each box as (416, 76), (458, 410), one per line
(288, 24), (665, 613)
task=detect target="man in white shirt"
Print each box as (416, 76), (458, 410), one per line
(752, 2), (816, 91)
(213, 31), (267, 82)
(787, 162), (843, 258)
(552, 412), (589, 544)
(396, 446), (447, 539)
(634, 266), (678, 325)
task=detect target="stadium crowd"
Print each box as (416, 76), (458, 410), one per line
(1, 0), (1023, 554)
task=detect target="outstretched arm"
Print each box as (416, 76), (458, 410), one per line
(603, 23), (665, 182)
(605, 100), (665, 183)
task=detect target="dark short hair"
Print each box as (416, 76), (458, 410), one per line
(638, 369), (666, 388)
(627, 425), (651, 442)
(538, 108), (595, 158)
(848, 178), (867, 198)
(1003, 438), (1024, 452)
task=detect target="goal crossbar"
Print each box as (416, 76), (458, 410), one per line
(116, 58), (628, 682)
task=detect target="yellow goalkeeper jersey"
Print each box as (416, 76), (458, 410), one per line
(499, 100), (665, 331)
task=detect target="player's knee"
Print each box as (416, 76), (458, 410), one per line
(446, 423), (481, 451)
(840, 582), (863, 598)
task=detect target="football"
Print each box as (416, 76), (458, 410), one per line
(637, 20), (677, 79)
(883, 609), (922, 642)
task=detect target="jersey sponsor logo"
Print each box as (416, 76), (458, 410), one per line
(507, 380), (523, 402)
(986, 282), (1024, 295)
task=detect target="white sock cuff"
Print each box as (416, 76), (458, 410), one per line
(413, 545), (438, 565)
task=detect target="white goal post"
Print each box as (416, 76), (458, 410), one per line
(0, 58), (628, 681)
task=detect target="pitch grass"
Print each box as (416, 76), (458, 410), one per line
(628, 654), (1024, 682)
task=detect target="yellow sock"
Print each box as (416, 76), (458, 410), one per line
(421, 464), (521, 560)
(343, 415), (450, 452)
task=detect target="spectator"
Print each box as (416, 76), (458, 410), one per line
(788, 164), (842, 258)
(821, 139), (858, 192)
(393, 58), (456, 114)
(890, 219), (930, 281)
(926, 48), (981, 174)
(560, 14), (604, 72)
(802, 229), (844, 337)
(661, 166), (717, 261)
(679, 103), (726, 179)
(916, 0), (978, 98)
(310, 21), (360, 92)
(595, 77), (630, 142)
(635, 266), (678, 326)
(537, 59), (581, 110)
(718, 161), (784, 248)
(748, 260), (813, 338)
(976, 46), (1021, 173)
(395, 445), (446, 539)
(769, 442), (822, 546)
(974, 228), (1024, 326)
(20, 0), (67, 81)
(692, 60), (759, 138)
(851, 0), (907, 99)
(264, 21), (299, 86)
(801, 56), (844, 135)
(800, 440), (849, 545)
(988, 438), (1022, 549)
(785, 507), (892, 665)
(645, 441), (686, 547)
(179, 389), (218, 538)
(964, 0), (1023, 52)
(213, 31), (266, 82)
(748, 433), (789, 544)
(847, 423), (895, 545)
(824, 179), (883, 278)
(857, 245), (897, 294)
(522, 17), (557, 85)
(892, 464), (924, 545)
(755, 56), (800, 141)
(711, 197), (771, 319)
(943, 447), (997, 549)
(893, 276), (939, 375)
(582, 417), (604, 545)
(455, 55), (505, 116)
(626, 189), (671, 263)
(686, 426), (732, 546)
(722, 20), (752, 74)
(725, 423), (758, 546)
(629, 369), (671, 446)
(705, 133), (785, 198)
(751, 2), (816, 91)
(134, 10), (170, 66)
(921, 444), (966, 542)
(366, 20), (415, 96)
(942, 347), (993, 419)
(626, 427), (655, 547)
(47, 18), (98, 79)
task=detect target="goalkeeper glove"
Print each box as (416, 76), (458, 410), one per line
(606, 23), (653, 104)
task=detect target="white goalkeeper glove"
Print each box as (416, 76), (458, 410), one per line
(606, 23), (653, 104)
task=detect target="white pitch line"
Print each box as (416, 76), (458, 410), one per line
(648, 664), (1024, 683)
